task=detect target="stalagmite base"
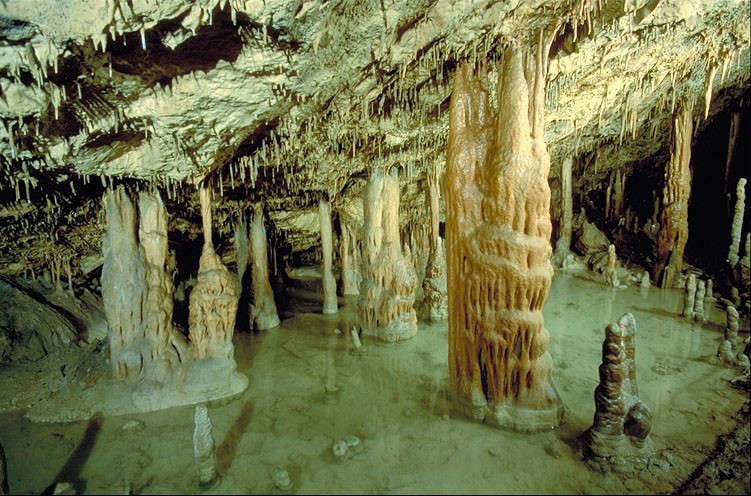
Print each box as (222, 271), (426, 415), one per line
(445, 43), (561, 431)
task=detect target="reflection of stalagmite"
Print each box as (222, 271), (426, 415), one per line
(319, 197), (338, 314)
(445, 41), (561, 431)
(653, 100), (693, 288)
(189, 185), (240, 360)
(358, 168), (418, 342)
(585, 313), (653, 461)
(102, 186), (184, 385)
(422, 168), (448, 322)
(248, 204), (280, 330)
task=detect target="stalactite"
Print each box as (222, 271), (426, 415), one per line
(445, 42), (560, 432)
(652, 100), (693, 288)
(248, 203), (280, 330)
(319, 197), (338, 314)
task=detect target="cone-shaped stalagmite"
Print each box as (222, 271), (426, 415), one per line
(653, 100), (693, 288)
(189, 185), (240, 360)
(102, 186), (184, 385)
(358, 168), (418, 342)
(319, 197), (338, 314)
(445, 42), (561, 431)
(248, 203), (280, 330)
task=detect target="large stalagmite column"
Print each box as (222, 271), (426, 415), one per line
(319, 197), (338, 314)
(358, 168), (418, 342)
(554, 156), (574, 263)
(248, 203), (281, 330)
(445, 43), (561, 431)
(102, 186), (183, 386)
(652, 100), (693, 288)
(189, 185), (240, 360)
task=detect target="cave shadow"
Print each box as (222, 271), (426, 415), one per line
(215, 399), (254, 476)
(41, 413), (103, 495)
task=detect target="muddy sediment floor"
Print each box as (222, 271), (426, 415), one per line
(0, 269), (748, 494)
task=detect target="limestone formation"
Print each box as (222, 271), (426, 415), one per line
(193, 404), (218, 486)
(640, 271), (651, 289)
(653, 100), (693, 289)
(681, 273), (697, 319)
(585, 313), (653, 462)
(358, 168), (418, 342)
(339, 219), (361, 296)
(445, 41), (561, 431)
(102, 186), (184, 385)
(248, 204), (280, 330)
(725, 304), (739, 346)
(422, 169), (448, 322)
(319, 198), (338, 314)
(554, 156), (574, 265)
(728, 178), (746, 268)
(188, 185), (240, 360)
(693, 280), (706, 323)
(604, 244), (619, 287)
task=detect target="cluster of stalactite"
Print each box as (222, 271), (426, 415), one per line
(445, 39), (560, 431)
(358, 168), (418, 342)
(653, 99), (693, 288)
(102, 186), (185, 386)
(585, 313), (653, 461)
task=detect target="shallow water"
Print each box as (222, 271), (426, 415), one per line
(0, 270), (747, 494)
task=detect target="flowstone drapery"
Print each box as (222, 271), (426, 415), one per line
(358, 168), (418, 342)
(445, 41), (561, 431)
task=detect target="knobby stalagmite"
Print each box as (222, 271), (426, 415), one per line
(319, 197), (338, 314)
(422, 167), (448, 322)
(358, 168), (418, 342)
(189, 184), (240, 360)
(445, 40), (561, 431)
(584, 313), (653, 463)
(728, 177), (746, 268)
(102, 186), (185, 386)
(653, 100), (693, 288)
(248, 203), (280, 330)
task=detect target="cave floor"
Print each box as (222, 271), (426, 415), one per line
(0, 269), (749, 495)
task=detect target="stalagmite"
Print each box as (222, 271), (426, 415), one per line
(101, 186), (184, 386)
(604, 244), (619, 287)
(727, 178), (746, 268)
(445, 42), (561, 431)
(358, 168), (418, 342)
(248, 204), (280, 330)
(422, 168), (448, 322)
(693, 280), (706, 322)
(584, 313), (653, 463)
(640, 271), (650, 288)
(339, 220), (361, 296)
(319, 197), (338, 314)
(653, 100), (693, 288)
(554, 156), (574, 264)
(725, 304), (739, 346)
(681, 273), (697, 319)
(188, 184), (240, 360)
(193, 404), (218, 486)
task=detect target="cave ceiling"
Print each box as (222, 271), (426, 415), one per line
(0, 0), (749, 273)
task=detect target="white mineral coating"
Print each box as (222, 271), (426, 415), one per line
(332, 440), (349, 462)
(193, 404), (218, 486)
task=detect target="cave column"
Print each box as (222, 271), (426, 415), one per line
(422, 167), (448, 322)
(652, 99), (693, 288)
(358, 168), (418, 341)
(339, 219), (360, 296)
(249, 203), (281, 329)
(188, 184), (240, 360)
(319, 197), (338, 314)
(445, 40), (561, 431)
(555, 156), (574, 260)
